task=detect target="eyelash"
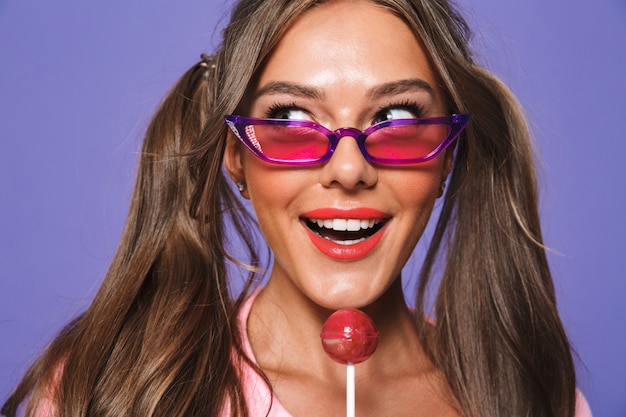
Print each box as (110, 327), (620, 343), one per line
(265, 102), (304, 119)
(374, 100), (426, 120)
(264, 100), (427, 121)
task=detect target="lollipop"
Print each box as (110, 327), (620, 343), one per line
(321, 309), (379, 417)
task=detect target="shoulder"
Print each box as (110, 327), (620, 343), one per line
(575, 389), (593, 417)
(231, 288), (293, 417)
(25, 363), (64, 417)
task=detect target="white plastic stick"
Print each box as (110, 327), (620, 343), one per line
(346, 364), (355, 417)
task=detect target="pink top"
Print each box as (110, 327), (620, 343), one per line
(231, 289), (593, 417)
(36, 289), (592, 417)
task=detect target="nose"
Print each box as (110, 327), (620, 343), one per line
(318, 132), (378, 190)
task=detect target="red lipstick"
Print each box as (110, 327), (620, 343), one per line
(301, 208), (389, 261)
(301, 207), (387, 220)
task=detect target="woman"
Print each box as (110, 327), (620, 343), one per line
(2, 0), (590, 416)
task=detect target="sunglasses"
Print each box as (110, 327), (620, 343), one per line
(224, 114), (470, 165)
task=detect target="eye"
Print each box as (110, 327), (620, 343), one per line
(267, 104), (313, 121)
(374, 108), (414, 122)
(372, 101), (425, 124)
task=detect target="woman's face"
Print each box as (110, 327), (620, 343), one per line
(225, 0), (452, 309)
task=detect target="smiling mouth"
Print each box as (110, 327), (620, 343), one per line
(302, 217), (388, 245)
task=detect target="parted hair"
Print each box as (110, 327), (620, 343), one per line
(2, 0), (576, 416)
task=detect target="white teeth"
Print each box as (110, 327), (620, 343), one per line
(335, 237), (367, 245)
(334, 219), (348, 231)
(308, 218), (381, 232)
(346, 219), (360, 231)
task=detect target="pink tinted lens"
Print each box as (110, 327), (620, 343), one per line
(365, 123), (450, 160)
(249, 124), (330, 161)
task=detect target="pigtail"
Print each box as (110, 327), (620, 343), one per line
(399, 1), (577, 416)
(417, 65), (576, 417)
(2, 54), (251, 417)
(3, 0), (314, 413)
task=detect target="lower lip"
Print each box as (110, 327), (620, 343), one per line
(303, 222), (389, 261)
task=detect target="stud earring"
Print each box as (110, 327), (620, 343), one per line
(236, 182), (246, 192)
(437, 180), (446, 197)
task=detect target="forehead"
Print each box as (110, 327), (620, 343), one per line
(254, 0), (439, 97)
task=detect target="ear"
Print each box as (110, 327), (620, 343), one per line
(443, 145), (455, 178)
(223, 134), (249, 199)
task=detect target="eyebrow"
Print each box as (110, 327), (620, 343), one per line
(253, 81), (325, 101)
(367, 78), (435, 100)
(253, 78), (435, 102)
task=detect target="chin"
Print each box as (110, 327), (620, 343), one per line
(308, 282), (390, 311)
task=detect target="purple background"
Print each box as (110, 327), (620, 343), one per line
(1, 0), (624, 415)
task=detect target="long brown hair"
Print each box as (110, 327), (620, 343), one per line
(2, 1), (576, 416)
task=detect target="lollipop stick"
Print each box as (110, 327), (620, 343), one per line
(346, 364), (355, 417)
(321, 309), (378, 417)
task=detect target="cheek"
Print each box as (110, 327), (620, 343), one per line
(248, 173), (287, 203)
(243, 154), (284, 200)
(405, 175), (440, 206)
(403, 184), (439, 232)
(392, 164), (445, 228)
(396, 160), (445, 201)
(245, 173), (292, 254)
(242, 158), (310, 229)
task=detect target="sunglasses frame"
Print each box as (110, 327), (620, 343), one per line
(224, 113), (470, 165)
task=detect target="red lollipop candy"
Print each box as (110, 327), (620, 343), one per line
(320, 308), (379, 365)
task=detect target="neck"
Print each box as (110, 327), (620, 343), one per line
(246, 276), (428, 382)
